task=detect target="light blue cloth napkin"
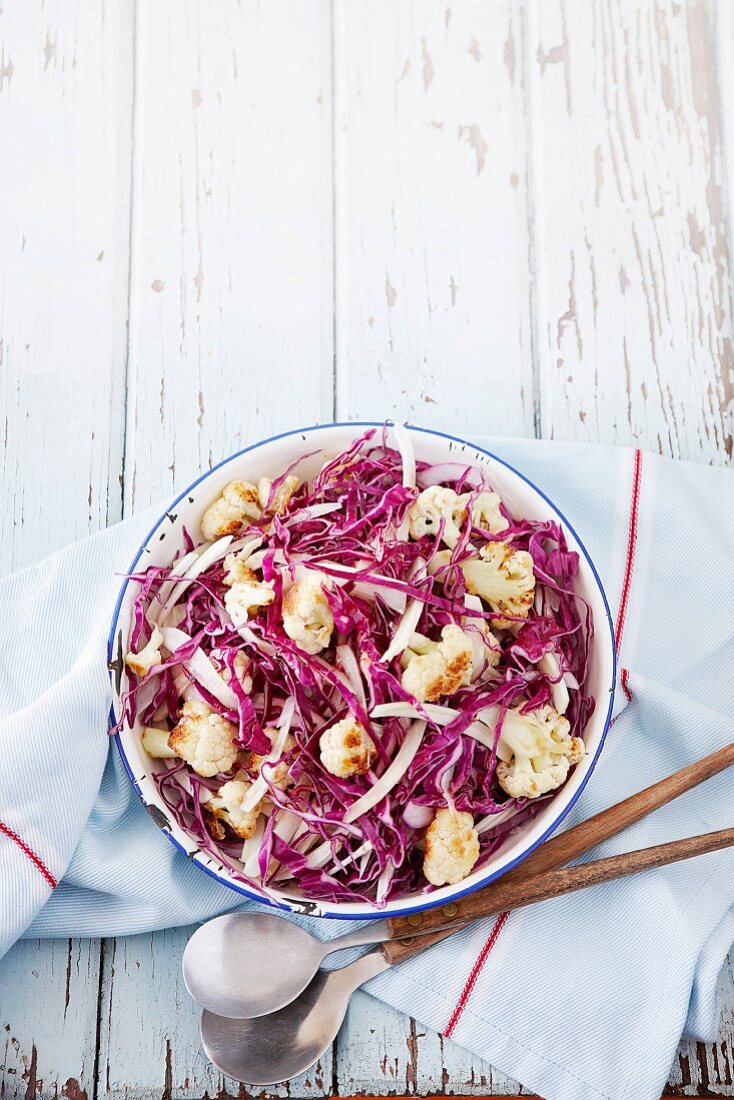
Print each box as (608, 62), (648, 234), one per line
(1, 437), (732, 1100)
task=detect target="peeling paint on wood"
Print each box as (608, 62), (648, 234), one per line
(333, 1), (535, 436)
(122, 0), (333, 515)
(0, 0), (132, 573)
(528, 0), (734, 463)
(97, 926), (332, 1100)
(0, 939), (101, 1100)
(337, 992), (526, 1096)
(667, 950), (734, 1096)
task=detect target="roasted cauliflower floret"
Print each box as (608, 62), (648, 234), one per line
(224, 577), (275, 626)
(423, 807), (480, 886)
(407, 486), (467, 548)
(282, 572), (334, 654)
(141, 726), (177, 759)
(206, 778), (262, 840)
(426, 549), (453, 576)
(401, 624), (473, 702)
(167, 699), (238, 777)
(257, 475), (299, 515)
(218, 650), (253, 693)
(496, 704), (584, 799)
(200, 480), (262, 541)
(223, 550), (260, 587)
(125, 626), (163, 677)
(247, 731), (296, 790)
(399, 631), (433, 668)
(470, 490), (509, 534)
(319, 718), (376, 778)
(461, 541), (536, 627)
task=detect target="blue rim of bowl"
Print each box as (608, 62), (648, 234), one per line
(108, 421), (617, 920)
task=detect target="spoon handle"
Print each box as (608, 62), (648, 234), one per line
(382, 825), (734, 965)
(384, 741), (734, 959)
(322, 919), (391, 953)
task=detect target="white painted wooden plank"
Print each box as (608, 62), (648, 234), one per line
(97, 925), (332, 1100)
(332, 3), (532, 1091)
(434, 1025), (531, 1097)
(526, 2), (734, 1096)
(0, 0), (134, 572)
(527, 0), (733, 464)
(333, 0), (535, 436)
(102, 4), (335, 1097)
(0, 3), (133, 1099)
(122, 0), (334, 516)
(0, 938), (101, 1100)
(716, 0), (734, 457)
(337, 991), (525, 1096)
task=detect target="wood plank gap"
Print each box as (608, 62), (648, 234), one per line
(118, 0), (140, 521)
(100, 0), (137, 1087)
(521, 0), (542, 440)
(91, 938), (108, 1100)
(329, 0), (338, 423)
(332, 1027), (341, 1100)
(713, 0), (734, 460)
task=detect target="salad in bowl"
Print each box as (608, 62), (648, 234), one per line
(110, 423), (615, 918)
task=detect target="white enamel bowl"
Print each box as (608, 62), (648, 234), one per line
(109, 422), (616, 920)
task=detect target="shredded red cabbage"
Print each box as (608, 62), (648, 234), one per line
(117, 426), (594, 906)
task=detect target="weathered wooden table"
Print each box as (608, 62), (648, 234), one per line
(1, 1), (732, 1096)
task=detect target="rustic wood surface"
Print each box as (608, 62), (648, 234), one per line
(1, 0), (733, 1096)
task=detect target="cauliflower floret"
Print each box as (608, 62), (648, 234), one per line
(224, 577), (275, 626)
(125, 626), (163, 677)
(465, 618), (502, 677)
(257, 475), (299, 515)
(217, 650), (253, 694)
(496, 704), (584, 799)
(200, 480), (262, 541)
(247, 731), (296, 790)
(319, 718), (376, 778)
(223, 551), (259, 587)
(401, 624), (473, 702)
(470, 490), (510, 534)
(399, 632), (433, 669)
(461, 541), (535, 627)
(282, 572), (334, 654)
(408, 486), (467, 548)
(167, 699), (238, 777)
(206, 778), (262, 840)
(141, 726), (177, 759)
(426, 549), (453, 576)
(409, 487), (509, 551)
(423, 807), (480, 886)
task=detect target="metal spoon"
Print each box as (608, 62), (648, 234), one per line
(198, 823), (734, 1084)
(200, 950), (389, 1085)
(183, 911), (391, 1018)
(186, 743), (734, 1022)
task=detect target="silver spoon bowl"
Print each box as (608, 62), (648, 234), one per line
(200, 951), (390, 1085)
(183, 911), (390, 1019)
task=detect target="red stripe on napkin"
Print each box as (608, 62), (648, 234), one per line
(0, 820), (57, 890)
(443, 911), (509, 1038)
(616, 450), (642, 699)
(444, 448), (645, 1034)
